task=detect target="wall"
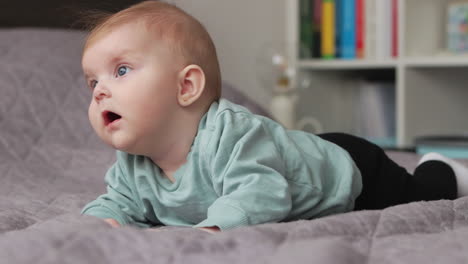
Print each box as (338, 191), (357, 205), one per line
(173, 0), (286, 109)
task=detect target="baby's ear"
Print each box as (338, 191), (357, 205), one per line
(177, 64), (206, 107)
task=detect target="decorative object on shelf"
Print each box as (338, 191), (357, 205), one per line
(447, 1), (468, 53)
(256, 42), (323, 133)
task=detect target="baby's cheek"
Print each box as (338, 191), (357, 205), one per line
(88, 105), (100, 131)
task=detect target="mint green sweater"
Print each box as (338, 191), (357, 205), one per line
(82, 99), (362, 230)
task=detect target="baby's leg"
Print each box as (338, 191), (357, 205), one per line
(418, 152), (468, 197)
(318, 133), (457, 210)
(409, 160), (457, 200)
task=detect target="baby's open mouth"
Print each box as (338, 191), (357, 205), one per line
(102, 111), (122, 126)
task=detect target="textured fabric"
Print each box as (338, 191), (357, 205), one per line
(83, 99), (362, 230)
(4, 28), (468, 264)
(5, 199), (468, 264)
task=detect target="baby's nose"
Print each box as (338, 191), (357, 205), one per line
(93, 84), (111, 102)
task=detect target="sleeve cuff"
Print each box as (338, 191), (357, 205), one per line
(81, 205), (128, 225)
(193, 202), (249, 230)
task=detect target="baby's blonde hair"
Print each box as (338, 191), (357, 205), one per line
(83, 1), (221, 101)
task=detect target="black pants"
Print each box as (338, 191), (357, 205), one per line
(318, 133), (458, 210)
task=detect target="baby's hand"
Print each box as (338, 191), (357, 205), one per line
(104, 218), (120, 228)
(197, 226), (220, 234)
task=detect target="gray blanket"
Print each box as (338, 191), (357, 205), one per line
(1, 29), (468, 264)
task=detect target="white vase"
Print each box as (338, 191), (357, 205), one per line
(270, 91), (297, 129)
(270, 89), (323, 133)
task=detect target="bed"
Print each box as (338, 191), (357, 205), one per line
(2, 15), (468, 264)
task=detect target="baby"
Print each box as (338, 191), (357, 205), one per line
(81, 1), (468, 232)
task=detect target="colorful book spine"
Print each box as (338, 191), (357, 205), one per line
(338, 0), (356, 59)
(335, 0), (341, 58)
(365, 0), (376, 59)
(391, 0), (398, 57)
(356, 0), (365, 58)
(321, 0), (336, 59)
(310, 0), (398, 61)
(299, 0), (313, 58)
(312, 0), (322, 57)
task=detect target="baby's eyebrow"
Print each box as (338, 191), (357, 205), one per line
(81, 49), (139, 79)
(109, 50), (139, 64)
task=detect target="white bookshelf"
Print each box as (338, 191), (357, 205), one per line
(286, 0), (468, 148)
(298, 59), (398, 69)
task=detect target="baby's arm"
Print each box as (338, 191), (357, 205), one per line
(194, 167), (292, 230)
(82, 162), (149, 227)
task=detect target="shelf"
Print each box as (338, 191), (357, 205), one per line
(403, 56), (468, 68)
(298, 59), (397, 70)
(286, 0), (468, 148)
(298, 56), (468, 69)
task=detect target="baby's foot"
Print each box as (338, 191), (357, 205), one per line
(418, 152), (468, 197)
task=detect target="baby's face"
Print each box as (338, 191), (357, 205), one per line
(82, 22), (181, 154)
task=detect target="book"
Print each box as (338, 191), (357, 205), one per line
(375, 0), (392, 59)
(335, 0), (341, 58)
(299, 0), (313, 58)
(337, 0), (356, 59)
(321, 0), (336, 59)
(353, 80), (396, 144)
(385, 0), (394, 58)
(447, 1), (468, 53)
(365, 0), (376, 59)
(312, 0), (322, 57)
(356, 0), (365, 58)
(391, 0), (398, 57)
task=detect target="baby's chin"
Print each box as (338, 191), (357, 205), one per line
(110, 140), (138, 154)
(101, 133), (140, 154)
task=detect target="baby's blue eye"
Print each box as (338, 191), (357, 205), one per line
(117, 66), (131, 76)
